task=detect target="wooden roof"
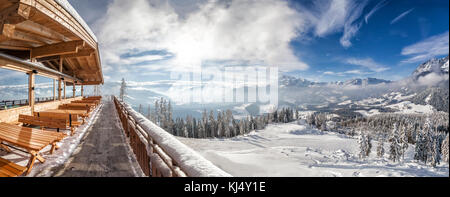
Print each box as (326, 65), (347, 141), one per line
(0, 0), (103, 85)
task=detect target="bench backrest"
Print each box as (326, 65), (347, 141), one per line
(58, 105), (91, 113)
(19, 115), (67, 129)
(34, 112), (78, 122)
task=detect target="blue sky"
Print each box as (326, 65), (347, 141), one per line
(65, 0), (449, 84)
(1, 0), (449, 88)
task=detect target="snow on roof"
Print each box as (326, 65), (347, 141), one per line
(55, 0), (98, 43)
(123, 102), (232, 177)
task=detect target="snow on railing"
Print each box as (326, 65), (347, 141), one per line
(113, 96), (231, 177)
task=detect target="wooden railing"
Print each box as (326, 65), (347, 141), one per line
(112, 96), (230, 177)
(1, 96), (57, 110)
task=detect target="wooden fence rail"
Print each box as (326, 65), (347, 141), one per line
(112, 96), (230, 177)
(0, 97), (57, 110)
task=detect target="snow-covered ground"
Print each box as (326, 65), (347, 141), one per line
(177, 121), (449, 177)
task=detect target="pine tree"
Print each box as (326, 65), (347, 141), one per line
(377, 136), (385, 158)
(358, 131), (367, 159)
(366, 134), (372, 157)
(119, 78), (127, 102)
(389, 124), (402, 162)
(441, 133), (449, 163)
(138, 104), (142, 114)
(147, 104), (152, 120)
(429, 131), (441, 167)
(400, 124), (409, 160)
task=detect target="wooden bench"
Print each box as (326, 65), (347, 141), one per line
(84, 96), (102, 100)
(59, 104), (93, 113)
(32, 112), (83, 135)
(0, 123), (64, 175)
(19, 114), (77, 136)
(72, 100), (100, 106)
(0, 157), (27, 177)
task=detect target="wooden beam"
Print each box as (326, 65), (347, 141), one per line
(37, 55), (59, 63)
(73, 69), (98, 76)
(0, 3), (30, 26)
(82, 81), (102, 85)
(62, 49), (94, 58)
(15, 20), (70, 42)
(1, 24), (53, 45)
(45, 60), (58, 70)
(31, 40), (84, 59)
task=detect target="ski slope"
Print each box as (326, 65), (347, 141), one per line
(177, 121), (449, 177)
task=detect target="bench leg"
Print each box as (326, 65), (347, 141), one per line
(26, 152), (38, 175)
(50, 143), (56, 154)
(0, 142), (12, 153)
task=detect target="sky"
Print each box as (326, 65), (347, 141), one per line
(1, 0), (449, 95)
(63, 0), (449, 83)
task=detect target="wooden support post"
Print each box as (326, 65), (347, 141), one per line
(58, 79), (62, 101)
(58, 58), (63, 101)
(64, 81), (66, 99)
(52, 80), (55, 100)
(28, 71), (35, 114)
(81, 85), (84, 97)
(73, 82), (76, 98)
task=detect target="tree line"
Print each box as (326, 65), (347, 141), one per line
(138, 98), (300, 139)
(306, 112), (449, 167)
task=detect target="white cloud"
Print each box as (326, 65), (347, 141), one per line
(323, 69), (371, 76)
(310, 0), (370, 48)
(364, 0), (388, 24)
(401, 31), (449, 63)
(390, 8), (414, 25)
(96, 0), (310, 73)
(417, 72), (449, 86)
(346, 58), (390, 72)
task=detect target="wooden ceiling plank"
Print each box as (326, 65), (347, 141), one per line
(15, 20), (71, 42)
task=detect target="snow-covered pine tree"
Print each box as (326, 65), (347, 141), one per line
(366, 134), (372, 157)
(147, 104), (151, 120)
(414, 129), (426, 163)
(389, 124), (402, 162)
(442, 133), (449, 163)
(429, 131), (441, 167)
(209, 110), (216, 138)
(119, 78), (126, 102)
(377, 136), (385, 158)
(217, 112), (223, 137)
(400, 124), (409, 160)
(138, 104), (142, 114)
(358, 131), (367, 159)
(154, 100), (160, 125)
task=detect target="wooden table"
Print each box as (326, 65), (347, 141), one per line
(0, 123), (65, 175)
(39, 109), (89, 124)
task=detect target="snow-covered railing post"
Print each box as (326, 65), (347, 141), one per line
(112, 96), (231, 177)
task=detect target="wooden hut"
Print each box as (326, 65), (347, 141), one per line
(0, 0), (103, 122)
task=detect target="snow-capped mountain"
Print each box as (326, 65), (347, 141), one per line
(279, 75), (391, 88)
(412, 55), (449, 80)
(279, 75), (315, 87)
(343, 78), (391, 86)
